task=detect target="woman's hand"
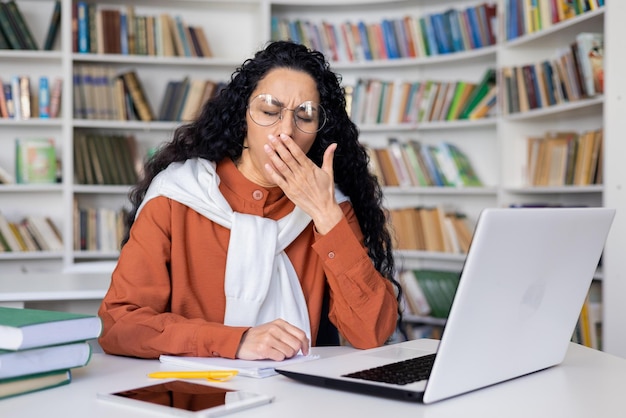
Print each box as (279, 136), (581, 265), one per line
(235, 319), (310, 361)
(264, 133), (344, 234)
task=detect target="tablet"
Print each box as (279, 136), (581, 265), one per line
(97, 380), (273, 417)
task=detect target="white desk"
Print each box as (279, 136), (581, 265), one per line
(1, 342), (625, 418)
(0, 272), (110, 313)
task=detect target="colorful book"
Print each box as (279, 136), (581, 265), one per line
(38, 77), (50, 118)
(458, 68), (496, 119)
(0, 369), (71, 400)
(76, 1), (89, 53)
(15, 138), (57, 184)
(576, 32), (604, 96)
(0, 306), (102, 351)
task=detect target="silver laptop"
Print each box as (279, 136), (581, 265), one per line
(276, 207), (615, 403)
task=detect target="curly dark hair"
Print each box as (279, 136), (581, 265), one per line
(124, 40), (402, 326)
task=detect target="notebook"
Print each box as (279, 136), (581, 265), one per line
(275, 207), (615, 404)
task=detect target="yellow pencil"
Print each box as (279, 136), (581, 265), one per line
(148, 370), (239, 381)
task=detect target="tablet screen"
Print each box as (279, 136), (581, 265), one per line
(112, 380), (233, 412)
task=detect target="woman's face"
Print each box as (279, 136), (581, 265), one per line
(238, 67), (320, 187)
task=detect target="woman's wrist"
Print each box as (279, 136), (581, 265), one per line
(312, 205), (344, 235)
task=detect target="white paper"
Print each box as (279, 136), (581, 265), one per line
(159, 353), (320, 378)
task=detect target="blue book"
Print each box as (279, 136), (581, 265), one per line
(174, 16), (192, 56)
(446, 9), (464, 52)
(76, 2), (89, 53)
(3, 83), (14, 118)
(288, 20), (300, 44)
(271, 16), (280, 40)
(357, 21), (372, 60)
(542, 60), (557, 106)
(430, 13), (452, 54)
(508, 0), (519, 40)
(419, 145), (445, 186)
(465, 6), (483, 48)
(38, 77), (50, 118)
(381, 19), (400, 59)
(530, 65), (542, 108)
(120, 13), (129, 55)
(420, 16), (438, 56)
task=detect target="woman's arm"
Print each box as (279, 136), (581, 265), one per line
(313, 203), (398, 349)
(98, 197), (249, 359)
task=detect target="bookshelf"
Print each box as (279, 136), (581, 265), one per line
(1, 0), (624, 356)
(0, 0), (267, 271)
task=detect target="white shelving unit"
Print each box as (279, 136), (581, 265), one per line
(1, 0), (623, 357)
(0, 0), (268, 272)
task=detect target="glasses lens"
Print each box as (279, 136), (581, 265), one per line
(294, 102), (326, 134)
(249, 94), (282, 127)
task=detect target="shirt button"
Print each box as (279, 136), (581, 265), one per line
(252, 190), (264, 200)
(328, 251), (335, 259)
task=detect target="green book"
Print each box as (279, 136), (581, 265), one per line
(15, 138), (57, 184)
(6, 1), (39, 50)
(458, 68), (496, 119)
(0, 306), (102, 351)
(0, 369), (71, 400)
(0, 25), (9, 49)
(43, 0), (61, 50)
(0, 3), (21, 49)
(412, 270), (460, 318)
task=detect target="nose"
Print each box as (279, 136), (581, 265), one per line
(279, 108), (296, 136)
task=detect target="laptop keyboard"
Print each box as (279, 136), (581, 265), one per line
(341, 353), (437, 385)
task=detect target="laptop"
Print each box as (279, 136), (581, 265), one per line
(276, 207), (615, 403)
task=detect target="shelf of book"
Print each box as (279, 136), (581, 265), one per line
(72, 53), (242, 68)
(501, 96), (604, 121)
(503, 185), (603, 194)
(384, 186), (498, 196)
(504, 7), (604, 48)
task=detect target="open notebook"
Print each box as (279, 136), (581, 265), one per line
(276, 207), (615, 403)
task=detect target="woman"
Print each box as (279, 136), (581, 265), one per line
(98, 40), (401, 361)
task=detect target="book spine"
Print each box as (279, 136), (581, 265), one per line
(0, 3), (21, 49)
(6, 1), (38, 49)
(43, 0), (61, 50)
(39, 77), (50, 118)
(77, 1), (90, 53)
(10, 76), (21, 120)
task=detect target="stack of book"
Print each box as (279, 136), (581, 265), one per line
(0, 212), (64, 253)
(389, 206), (473, 254)
(348, 68), (497, 125)
(0, 306), (102, 400)
(369, 139), (483, 188)
(73, 3), (213, 57)
(272, 3), (497, 62)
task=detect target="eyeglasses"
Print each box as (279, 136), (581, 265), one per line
(247, 94), (327, 134)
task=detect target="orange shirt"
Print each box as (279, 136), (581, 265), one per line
(98, 159), (398, 359)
